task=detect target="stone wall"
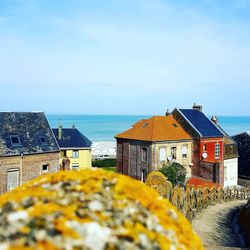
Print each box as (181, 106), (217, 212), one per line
(0, 152), (60, 194)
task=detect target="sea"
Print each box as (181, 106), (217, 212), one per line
(47, 115), (250, 142)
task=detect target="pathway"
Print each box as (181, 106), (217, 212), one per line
(192, 200), (249, 250)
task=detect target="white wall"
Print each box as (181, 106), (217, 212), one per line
(224, 158), (238, 187)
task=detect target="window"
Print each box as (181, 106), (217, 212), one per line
(72, 150), (79, 158)
(215, 143), (220, 159)
(203, 144), (207, 152)
(39, 136), (47, 145)
(72, 163), (79, 170)
(7, 169), (19, 191)
(10, 135), (21, 146)
(182, 145), (188, 158)
(159, 148), (166, 161)
(141, 147), (148, 162)
(42, 165), (49, 173)
(171, 147), (177, 160)
(140, 170), (147, 182)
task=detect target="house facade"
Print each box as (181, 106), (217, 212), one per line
(211, 119), (239, 187)
(52, 126), (92, 170)
(172, 105), (229, 187)
(115, 115), (193, 181)
(0, 112), (60, 194)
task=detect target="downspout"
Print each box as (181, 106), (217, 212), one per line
(20, 153), (23, 186)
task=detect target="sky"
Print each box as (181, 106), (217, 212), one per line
(0, 0), (250, 115)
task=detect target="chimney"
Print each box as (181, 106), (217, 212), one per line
(192, 103), (202, 112)
(211, 115), (218, 125)
(165, 109), (171, 116)
(58, 125), (62, 140)
(72, 124), (75, 129)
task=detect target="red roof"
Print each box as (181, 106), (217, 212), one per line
(187, 176), (221, 189)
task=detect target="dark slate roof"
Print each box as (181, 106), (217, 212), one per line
(52, 128), (92, 149)
(217, 125), (238, 159)
(179, 109), (224, 138)
(232, 132), (250, 177)
(0, 112), (59, 156)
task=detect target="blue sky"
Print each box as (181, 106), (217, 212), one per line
(0, 0), (250, 115)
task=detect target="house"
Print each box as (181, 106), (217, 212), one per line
(232, 132), (250, 178)
(211, 117), (238, 187)
(0, 112), (60, 194)
(115, 115), (193, 181)
(52, 125), (92, 170)
(91, 142), (116, 159)
(172, 105), (226, 186)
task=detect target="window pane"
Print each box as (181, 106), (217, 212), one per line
(159, 148), (166, 161)
(141, 147), (147, 162)
(7, 170), (19, 191)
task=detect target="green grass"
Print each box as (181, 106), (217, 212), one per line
(102, 166), (116, 172)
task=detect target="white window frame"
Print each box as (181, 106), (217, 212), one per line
(159, 147), (166, 161)
(42, 164), (49, 173)
(72, 150), (79, 158)
(215, 143), (220, 159)
(182, 144), (188, 158)
(171, 147), (177, 160)
(72, 163), (79, 170)
(7, 169), (20, 192)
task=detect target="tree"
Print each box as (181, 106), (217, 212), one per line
(159, 162), (186, 187)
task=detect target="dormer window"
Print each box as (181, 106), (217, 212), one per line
(10, 135), (21, 146)
(39, 136), (47, 145)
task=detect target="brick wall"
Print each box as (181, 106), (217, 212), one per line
(0, 152), (60, 194)
(115, 139), (152, 180)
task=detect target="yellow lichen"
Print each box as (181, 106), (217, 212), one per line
(0, 169), (203, 250)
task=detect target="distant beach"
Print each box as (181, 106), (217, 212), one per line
(47, 115), (250, 142)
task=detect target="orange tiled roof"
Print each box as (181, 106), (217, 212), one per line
(115, 115), (192, 141)
(187, 176), (221, 189)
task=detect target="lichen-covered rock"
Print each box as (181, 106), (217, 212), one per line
(0, 169), (203, 250)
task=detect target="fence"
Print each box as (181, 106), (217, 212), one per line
(170, 185), (249, 221)
(145, 172), (250, 222)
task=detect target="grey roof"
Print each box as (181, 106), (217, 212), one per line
(52, 128), (92, 149)
(0, 112), (59, 156)
(232, 132), (250, 177)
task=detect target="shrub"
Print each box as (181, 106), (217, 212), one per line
(145, 171), (172, 197)
(160, 162), (187, 187)
(92, 158), (116, 168)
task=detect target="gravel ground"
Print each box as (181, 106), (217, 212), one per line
(192, 200), (250, 250)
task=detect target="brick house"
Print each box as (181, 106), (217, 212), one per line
(52, 125), (92, 170)
(0, 112), (60, 194)
(172, 105), (225, 186)
(115, 115), (193, 181)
